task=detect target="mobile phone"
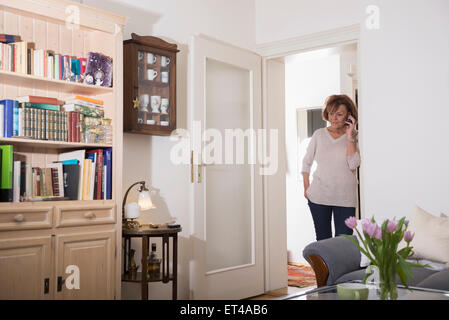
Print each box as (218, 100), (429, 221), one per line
(346, 113), (353, 126)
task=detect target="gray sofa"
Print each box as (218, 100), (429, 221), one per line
(303, 236), (449, 292)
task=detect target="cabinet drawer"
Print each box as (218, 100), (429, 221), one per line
(0, 206), (53, 231)
(55, 204), (116, 228)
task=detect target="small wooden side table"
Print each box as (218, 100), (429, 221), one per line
(122, 224), (182, 300)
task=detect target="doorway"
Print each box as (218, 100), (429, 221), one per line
(285, 43), (359, 264)
(261, 29), (361, 292)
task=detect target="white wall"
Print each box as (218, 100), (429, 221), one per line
(359, 0), (449, 221)
(258, 0), (449, 224)
(84, 0), (256, 300)
(255, 0), (360, 44)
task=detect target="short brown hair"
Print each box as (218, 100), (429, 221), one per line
(322, 94), (358, 122)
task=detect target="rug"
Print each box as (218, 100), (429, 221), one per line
(288, 262), (317, 288)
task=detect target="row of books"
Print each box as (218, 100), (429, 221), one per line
(0, 34), (113, 87)
(0, 95), (106, 142)
(0, 40), (86, 82)
(0, 145), (112, 202)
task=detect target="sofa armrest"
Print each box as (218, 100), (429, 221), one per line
(303, 235), (362, 286)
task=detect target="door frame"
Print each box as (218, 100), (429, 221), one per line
(256, 24), (362, 291)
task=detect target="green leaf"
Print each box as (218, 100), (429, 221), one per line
(398, 255), (413, 281)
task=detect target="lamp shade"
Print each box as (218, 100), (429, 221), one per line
(138, 190), (153, 210)
(124, 202), (141, 219)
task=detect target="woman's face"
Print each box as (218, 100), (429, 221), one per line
(328, 104), (349, 128)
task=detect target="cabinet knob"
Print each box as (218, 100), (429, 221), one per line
(14, 214), (24, 222)
(84, 212), (96, 219)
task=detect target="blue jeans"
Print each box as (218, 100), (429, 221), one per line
(308, 199), (355, 241)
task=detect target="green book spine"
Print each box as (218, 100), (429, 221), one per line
(24, 102), (60, 111)
(0, 145), (13, 189)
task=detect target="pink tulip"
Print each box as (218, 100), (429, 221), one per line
(345, 216), (358, 229)
(362, 220), (378, 238)
(404, 230), (415, 243)
(386, 220), (398, 233)
(374, 225), (382, 240)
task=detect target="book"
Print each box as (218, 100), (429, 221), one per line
(61, 163), (79, 200)
(0, 102), (4, 138)
(63, 104), (104, 118)
(104, 148), (112, 200)
(0, 34), (21, 44)
(17, 96), (59, 105)
(82, 158), (91, 200)
(21, 102), (60, 111)
(87, 149), (103, 200)
(72, 95), (103, 106)
(47, 162), (64, 197)
(58, 150), (85, 200)
(12, 100), (19, 136)
(0, 145), (13, 202)
(0, 99), (15, 138)
(13, 161), (20, 202)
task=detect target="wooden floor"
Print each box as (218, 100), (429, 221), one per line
(247, 285), (317, 300)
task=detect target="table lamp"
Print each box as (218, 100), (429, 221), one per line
(122, 181), (154, 230)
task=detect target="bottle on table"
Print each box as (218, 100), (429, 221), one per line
(147, 243), (161, 280)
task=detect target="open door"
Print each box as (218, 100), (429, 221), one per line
(189, 35), (264, 299)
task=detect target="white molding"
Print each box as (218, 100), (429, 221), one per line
(255, 24), (360, 58)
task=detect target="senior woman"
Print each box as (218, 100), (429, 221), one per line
(301, 94), (360, 241)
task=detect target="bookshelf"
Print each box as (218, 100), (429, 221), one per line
(0, 0), (126, 300)
(0, 69), (114, 95)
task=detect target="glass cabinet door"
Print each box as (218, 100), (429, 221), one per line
(136, 49), (172, 127)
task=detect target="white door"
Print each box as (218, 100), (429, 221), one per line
(189, 35), (264, 300)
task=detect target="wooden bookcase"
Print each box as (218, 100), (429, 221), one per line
(0, 0), (126, 299)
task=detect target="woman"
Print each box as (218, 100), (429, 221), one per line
(301, 94), (360, 241)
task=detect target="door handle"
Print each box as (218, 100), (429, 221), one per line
(44, 278), (50, 294)
(57, 276), (65, 292)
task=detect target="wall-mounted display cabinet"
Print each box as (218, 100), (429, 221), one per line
(123, 33), (179, 136)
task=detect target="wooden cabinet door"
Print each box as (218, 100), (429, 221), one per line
(55, 231), (115, 300)
(0, 236), (52, 299)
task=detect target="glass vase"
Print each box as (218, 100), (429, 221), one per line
(379, 267), (398, 300)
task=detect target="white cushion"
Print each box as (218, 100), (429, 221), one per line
(353, 220), (372, 267)
(407, 205), (449, 265)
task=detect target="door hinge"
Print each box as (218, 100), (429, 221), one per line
(44, 278), (50, 294)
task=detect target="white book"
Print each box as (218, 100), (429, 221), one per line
(18, 108), (24, 137)
(58, 149), (85, 200)
(0, 103), (4, 138)
(13, 161), (21, 202)
(47, 55), (53, 79)
(26, 164), (32, 199)
(54, 54), (60, 80)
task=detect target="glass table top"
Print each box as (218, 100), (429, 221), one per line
(283, 281), (449, 300)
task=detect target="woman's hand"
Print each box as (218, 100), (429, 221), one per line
(304, 189), (309, 200)
(345, 114), (357, 137)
